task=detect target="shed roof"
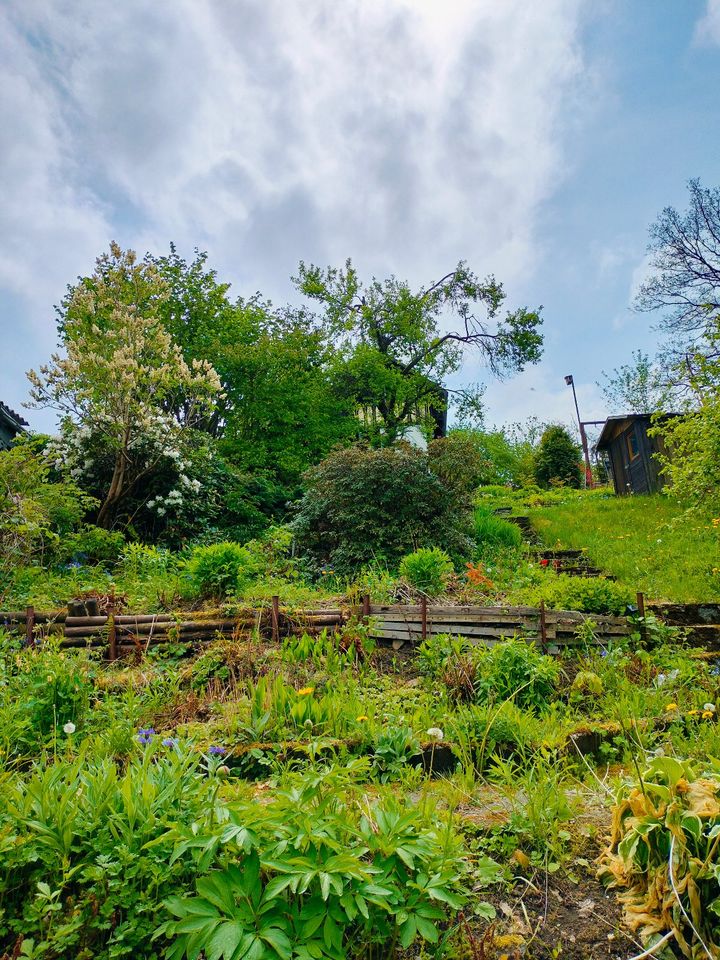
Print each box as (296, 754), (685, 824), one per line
(595, 412), (679, 451)
(0, 401), (29, 431)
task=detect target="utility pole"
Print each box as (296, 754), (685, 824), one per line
(564, 374), (593, 487)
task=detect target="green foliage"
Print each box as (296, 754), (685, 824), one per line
(119, 541), (177, 577)
(474, 640), (560, 713)
(399, 547), (454, 597)
(57, 524), (125, 566)
(184, 542), (258, 600)
(514, 574), (634, 616)
(292, 445), (473, 575)
(653, 397), (720, 520)
(473, 508), (522, 551)
(296, 258), (542, 442)
(371, 726), (422, 783)
(0, 437), (92, 586)
(533, 425), (582, 489)
(427, 433), (488, 497)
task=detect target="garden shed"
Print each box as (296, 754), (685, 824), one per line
(0, 401), (28, 450)
(595, 413), (675, 495)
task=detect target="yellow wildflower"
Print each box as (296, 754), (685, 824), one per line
(665, 703), (678, 712)
(689, 709), (700, 717)
(703, 711), (715, 719)
(356, 715), (368, 722)
(297, 687), (314, 696)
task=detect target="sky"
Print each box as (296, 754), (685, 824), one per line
(2, 0), (720, 441)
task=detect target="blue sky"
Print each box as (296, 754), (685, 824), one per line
(2, 0), (719, 441)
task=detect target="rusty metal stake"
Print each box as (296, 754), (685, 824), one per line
(420, 595), (428, 641)
(362, 593), (370, 623)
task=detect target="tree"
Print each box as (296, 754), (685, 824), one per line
(292, 445), (474, 574)
(635, 179), (720, 393)
(295, 260), (543, 443)
(27, 244), (221, 527)
(599, 349), (667, 414)
(149, 247), (357, 494)
(533, 425), (582, 489)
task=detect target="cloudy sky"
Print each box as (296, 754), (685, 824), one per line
(2, 0), (720, 437)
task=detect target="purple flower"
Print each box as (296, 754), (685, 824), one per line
(208, 745), (226, 755)
(162, 737), (178, 748)
(137, 727), (156, 744)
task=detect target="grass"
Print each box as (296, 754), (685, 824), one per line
(528, 490), (720, 602)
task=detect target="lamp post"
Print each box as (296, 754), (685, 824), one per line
(564, 374), (593, 487)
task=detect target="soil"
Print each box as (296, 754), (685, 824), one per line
(468, 872), (640, 959)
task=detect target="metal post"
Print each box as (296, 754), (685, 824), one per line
(271, 595), (280, 643)
(420, 595), (428, 641)
(25, 605), (35, 647)
(565, 374), (593, 487)
(108, 588), (117, 661)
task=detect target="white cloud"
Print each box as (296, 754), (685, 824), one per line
(694, 0), (720, 45)
(1, 0), (591, 423)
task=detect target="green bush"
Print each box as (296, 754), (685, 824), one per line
(474, 639), (560, 712)
(533, 425), (582, 489)
(515, 574), (634, 615)
(292, 445), (474, 574)
(55, 524), (125, 567)
(184, 541), (258, 599)
(474, 507), (522, 550)
(119, 541), (176, 577)
(399, 547), (454, 596)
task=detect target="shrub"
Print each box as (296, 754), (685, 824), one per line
(292, 445), (474, 574)
(119, 541), (176, 577)
(474, 507), (522, 550)
(533, 425), (582, 489)
(516, 574), (634, 616)
(55, 524), (125, 567)
(184, 541), (258, 599)
(399, 547), (454, 596)
(474, 639), (560, 712)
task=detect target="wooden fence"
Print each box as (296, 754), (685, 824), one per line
(2, 598), (630, 658)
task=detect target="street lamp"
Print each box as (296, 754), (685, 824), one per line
(565, 374), (593, 487)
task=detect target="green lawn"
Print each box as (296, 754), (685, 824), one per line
(528, 491), (720, 603)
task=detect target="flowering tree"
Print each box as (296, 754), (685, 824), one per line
(27, 244), (221, 527)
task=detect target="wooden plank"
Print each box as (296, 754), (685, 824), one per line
(370, 604), (541, 616)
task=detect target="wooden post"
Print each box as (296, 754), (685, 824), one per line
(636, 591), (647, 646)
(362, 593), (371, 623)
(107, 588), (117, 662)
(420, 595), (428, 641)
(636, 591), (646, 619)
(539, 600), (548, 653)
(25, 605), (35, 647)
(271, 595), (280, 643)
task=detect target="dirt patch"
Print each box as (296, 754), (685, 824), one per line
(467, 872), (640, 959)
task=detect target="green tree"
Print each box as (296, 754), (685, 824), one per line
(533, 425), (582, 489)
(599, 349), (667, 414)
(295, 259), (543, 443)
(149, 247), (356, 493)
(292, 445), (474, 574)
(27, 244), (220, 527)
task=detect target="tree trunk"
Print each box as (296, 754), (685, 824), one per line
(96, 451), (127, 529)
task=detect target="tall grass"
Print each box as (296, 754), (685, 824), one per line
(529, 492), (719, 602)
(474, 507), (522, 550)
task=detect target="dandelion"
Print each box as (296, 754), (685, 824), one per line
(704, 703), (716, 713)
(665, 703), (678, 712)
(426, 727), (444, 741)
(703, 711), (715, 720)
(63, 722), (76, 734)
(688, 709), (700, 717)
(356, 715), (369, 722)
(208, 745), (226, 755)
(298, 687), (314, 696)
